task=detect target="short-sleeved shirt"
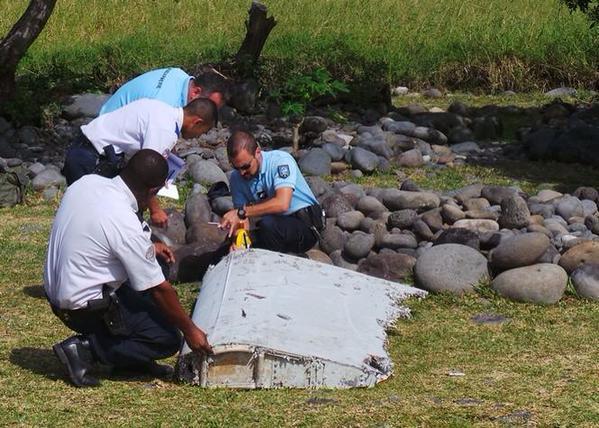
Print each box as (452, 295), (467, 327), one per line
(99, 67), (192, 115)
(44, 174), (165, 310)
(230, 150), (318, 215)
(81, 98), (182, 158)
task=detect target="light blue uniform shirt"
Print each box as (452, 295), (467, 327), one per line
(99, 68), (192, 115)
(231, 150), (317, 215)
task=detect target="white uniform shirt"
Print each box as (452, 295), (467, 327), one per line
(81, 98), (183, 158)
(44, 175), (165, 310)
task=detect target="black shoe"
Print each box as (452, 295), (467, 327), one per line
(52, 335), (100, 387)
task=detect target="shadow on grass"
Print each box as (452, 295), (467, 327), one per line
(22, 285), (46, 299)
(10, 347), (63, 381)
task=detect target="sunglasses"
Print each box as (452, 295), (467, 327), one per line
(235, 158), (254, 172)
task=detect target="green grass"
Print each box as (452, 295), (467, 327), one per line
(1, 166), (598, 426)
(1, 0), (597, 94)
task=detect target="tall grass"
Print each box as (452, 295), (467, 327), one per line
(0, 0), (597, 99)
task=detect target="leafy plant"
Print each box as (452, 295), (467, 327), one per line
(561, 0), (599, 27)
(270, 67), (349, 116)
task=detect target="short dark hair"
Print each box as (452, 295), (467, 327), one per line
(227, 130), (258, 159)
(183, 98), (218, 127)
(121, 149), (168, 190)
(192, 68), (229, 98)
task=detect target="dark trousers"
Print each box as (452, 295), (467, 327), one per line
(252, 214), (317, 254)
(62, 134), (100, 186)
(51, 284), (181, 369)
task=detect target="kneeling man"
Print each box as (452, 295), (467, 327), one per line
(220, 130), (324, 254)
(45, 150), (212, 387)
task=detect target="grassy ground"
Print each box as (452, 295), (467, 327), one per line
(1, 0), (597, 92)
(1, 163), (598, 426)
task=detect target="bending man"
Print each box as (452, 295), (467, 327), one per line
(220, 130), (325, 254)
(45, 150), (212, 387)
(99, 67), (226, 114)
(62, 97), (218, 226)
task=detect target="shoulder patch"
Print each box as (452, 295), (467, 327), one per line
(145, 245), (156, 262)
(277, 164), (290, 179)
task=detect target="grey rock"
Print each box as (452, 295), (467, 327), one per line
(329, 250), (358, 271)
(472, 116), (501, 140)
(399, 179), (421, 192)
(31, 168), (66, 191)
(63, 93), (110, 119)
(382, 189), (440, 212)
(356, 195), (387, 217)
(28, 162), (46, 176)
(397, 149), (424, 167)
(442, 204), (466, 223)
(454, 184), (483, 204)
(412, 126), (448, 145)
(421, 208), (443, 232)
(582, 200), (597, 217)
(306, 176), (331, 197)
(348, 147), (379, 172)
(450, 141), (480, 154)
(464, 198), (491, 212)
(434, 228), (479, 250)
(499, 196), (531, 229)
(559, 241), (599, 273)
(321, 193), (353, 218)
(357, 251), (416, 282)
(213, 146), (232, 172)
(300, 116), (328, 134)
(584, 216), (599, 235)
(305, 249), (333, 265)
(571, 263), (599, 299)
(229, 79), (259, 114)
(529, 203), (554, 218)
(544, 87), (577, 97)
(465, 209), (500, 221)
(537, 245), (561, 264)
(357, 137), (393, 159)
(556, 196), (584, 220)
(574, 186), (599, 202)
(319, 225), (345, 254)
(343, 231), (375, 261)
(382, 119), (416, 135)
(188, 159), (228, 187)
(379, 233), (418, 250)
(184, 191), (212, 228)
(322, 142), (345, 162)
(489, 233), (551, 271)
(452, 219), (499, 233)
(17, 126), (38, 146)
(422, 88), (442, 98)
(447, 127), (474, 144)
(387, 209), (418, 229)
(336, 210), (365, 231)
(492, 264), (567, 304)
(536, 189), (562, 203)
(151, 209), (187, 247)
(414, 244), (489, 294)
(299, 148), (332, 176)
(412, 218), (434, 240)
(210, 196), (234, 216)
(481, 185), (518, 205)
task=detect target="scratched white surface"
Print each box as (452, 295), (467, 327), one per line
(181, 249), (426, 373)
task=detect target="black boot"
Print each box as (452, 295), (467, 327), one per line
(53, 335), (100, 387)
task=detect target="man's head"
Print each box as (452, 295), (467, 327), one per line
(227, 130), (261, 180)
(181, 98), (218, 139)
(120, 149), (168, 210)
(187, 70), (228, 108)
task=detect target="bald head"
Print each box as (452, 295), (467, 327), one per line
(227, 130), (258, 159)
(120, 149), (168, 191)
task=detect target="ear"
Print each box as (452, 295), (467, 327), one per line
(188, 85), (203, 101)
(193, 117), (204, 126)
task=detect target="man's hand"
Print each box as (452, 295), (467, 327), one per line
(150, 207), (169, 228)
(154, 242), (175, 264)
(184, 326), (213, 355)
(219, 209), (242, 237)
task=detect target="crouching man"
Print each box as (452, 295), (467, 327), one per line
(44, 150), (212, 387)
(219, 130), (325, 254)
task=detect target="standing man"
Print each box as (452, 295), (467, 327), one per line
(219, 130), (325, 254)
(62, 97), (218, 226)
(45, 150), (212, 387)
(99, 67), (226, 114)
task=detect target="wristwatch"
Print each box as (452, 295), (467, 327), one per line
(237, 207), (247, 220)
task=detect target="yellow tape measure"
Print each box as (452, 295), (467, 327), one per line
(235, 228), (252, 249)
